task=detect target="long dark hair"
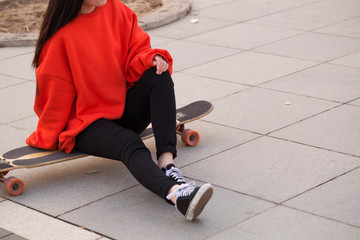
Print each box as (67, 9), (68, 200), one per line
(32, 0), (84, 68)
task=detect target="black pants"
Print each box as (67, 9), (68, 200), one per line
(75, 68), (178, 200)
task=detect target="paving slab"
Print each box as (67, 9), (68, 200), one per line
(0, 53), (35, 81)
(184, 51), (317, 86)
(348, 98), (360, 107)
(0, 125), (30, 154)
(181, 136), (360, 203)
(60, 183), (275, 240)
(256, 0), (319, 7)
(189, 0), (234, 11)
(0, 201), (104, 240)
(315, 16), (360, 38)
(329, 51), (360, 68)
(1, 156), (138, 217)
(0, 47), (34, 61)
(316, 0), (360, 13)
(208, 206), (360, 240)
(0, 74), (27, 89)
(203, 87), (338, 134)
(148, 35), (175, 47)
(0, 82), (36, 124)
(8, 115), (38, 133)
(172, 72), (249, 106)
(0, 229), (12, 238)
(148, 14), (233, 40)
(0, 233), (27, 240)
(255, 32), (360, 62)
(284, 167), (360, 227)
(195, 0), (291, 22)
(271, 104), (360, 157)
(158, 40), (240, 71)
(249, 0), (360, 31)
(261, 64), (360, 103)
(144, 121), (261, 168)
(185, 22), (303, 50)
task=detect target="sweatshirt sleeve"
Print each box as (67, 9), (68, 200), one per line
(26, 74), (76, 150)
(124, 9), (173, 83)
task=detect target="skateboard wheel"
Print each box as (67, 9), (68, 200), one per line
(181, 129), (200, 146)
(4, 177), (24, 196)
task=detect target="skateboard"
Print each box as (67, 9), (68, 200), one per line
(0, 100), (213, 196)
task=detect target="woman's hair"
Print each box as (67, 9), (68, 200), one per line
(32, 0), (84, 68)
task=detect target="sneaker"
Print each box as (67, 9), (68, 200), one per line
(166, 182), (213, 221)
(162, 164), (186, 184)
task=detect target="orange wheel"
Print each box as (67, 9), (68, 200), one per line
(181, 129), (200, 146)
(4, 177), (24, 196)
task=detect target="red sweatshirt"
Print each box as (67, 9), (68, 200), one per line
(26, 0), (173, 153)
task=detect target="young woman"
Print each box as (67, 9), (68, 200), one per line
(27, 0), (213, 221)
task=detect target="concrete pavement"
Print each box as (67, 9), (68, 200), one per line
(1, 0), (360, 239)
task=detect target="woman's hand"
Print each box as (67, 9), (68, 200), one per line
(153, 54), (169, 75)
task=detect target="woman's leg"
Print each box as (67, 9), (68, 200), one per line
(75, 119), (177, 199)
(116, 68), (177, 167)
(75, 119), (213, 221)
(75, 68), (213, 220)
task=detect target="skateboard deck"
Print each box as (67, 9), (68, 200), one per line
(0, 100), (213, 196)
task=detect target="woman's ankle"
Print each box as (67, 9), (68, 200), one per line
(167, 184), (180, 204)
(158, 152), (174, 169)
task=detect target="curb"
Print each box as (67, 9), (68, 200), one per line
(0, 0), (191, 48)
(139, 0), (191, 31)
